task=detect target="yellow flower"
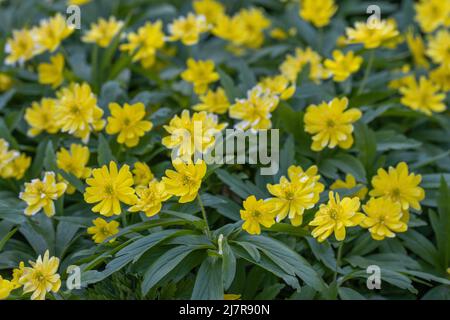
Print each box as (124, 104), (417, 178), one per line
(82, 17), (124, 48)
(345, 19), (400, 49)
(324, 50), (363, 82)
(168, 13), (209, 46)
(162, 109), (226, 160)
(11, 262), (25, 289)
(212, 14), (245, 44)
(162, 159), (207, 203)
(267, 165), (324, 226)
(19, 250), (61, 300)
(181, 58), (219, 95)
(84, 161), (137, 217)
(240, 195), (276, 235)
(55, 83), (105, 143)
(106, 102), (153, 148)
(299, 0), (337, 28)
(399, 76), (446, 115)
(369, 162), (425, 211)
(213, 8), (271, 50)
(120, 21), (165, 69)
(430, 65), (450, 92)
(233, 8), (271, 49)
(133, 162), (154, 187)
(128, 180), (171, 217)
(223, 294), (241, 300)
(405, 30), (429, 69)
(87, 218), (120, 243)
(56, 144), (91, 194)
(426, 29), (450, 68)
(0, 138), (19, 175)
(304, 97), (362, 151)
(309, 191), (364, 242)
(360, 197), (408, 241)
(0, 73), (13, 92)
(330, 174), (368, 200)
(1, 153), (31, 180)
(5, 29), (36, 65)
(258, 75), (296, 100)
(415, 0), (450, 33)
(19, 172), (67, 217)
(280, 47), (330, 83)
(388, 64), (415, 90)
(0, 276), (14, 300)
(68, 0), (91, 4)
(24, 98), (60, 137)
(193, 0), (225, 24)
(229, 86), (279, 131)
(270, 28), (288, 40)
(193, 88), (230, 114)
(38, 53), (65, 88)
(33, 14), (74, 53)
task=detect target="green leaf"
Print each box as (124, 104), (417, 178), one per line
(421, 174), (450, 189)
(218, 68), (240, 101)
(338, 287), (366, 300)
(86, 230), (186, 286)
(221, 238), (236, 290)
(254, 283), (285, 300)
(375, 130), (422, 152)
(354, 122), (376, 174)
(215, 169), (267, 199)
(433, 178), (450, 271)
(141, 245), (198, 295)
(43, 141), (57, 172)
(97, 133), (116, 165)
(0, 118), (18, 149)
(200, 194), (240, 221)
(232, 241), (261, 262)
(58, 170), (85, 193)
(191, 256), (224, 300)
(236, 234), (325, 291)
(0, 89), (15, 111)
(232, 243), (300, 290)
(399, 230), (439, 267)
(324, 154), (367, 183)
(306, 237), (338, 272)
(0, 227), (17, 251)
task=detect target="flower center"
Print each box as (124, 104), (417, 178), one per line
(329, 208), (338, 220)
(34, 271), (46, 283)
(252, 210), (261, 218)
(285, 191), (294, 200)
(101, 227), (110, 236)
(326, 119), (335, 128)
(104, 184), (114, 195)
(182, 175), (192, 186)
(390, 188), (401, 201)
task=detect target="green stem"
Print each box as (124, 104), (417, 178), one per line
(357, 50), (375, 95)
(318, 28), (324, 53)
(334, 241), (344, 283)
(197, 194), (212, 240)
(121, 211), (128, 228)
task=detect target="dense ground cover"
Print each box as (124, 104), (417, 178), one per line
(0, 0), (449, 300)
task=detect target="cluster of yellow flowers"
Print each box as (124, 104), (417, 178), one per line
(242, 161), (424, 243)
(0, 139), (30, 180)
(0, 0), (446, 300)
(0, 251), (61, 300)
